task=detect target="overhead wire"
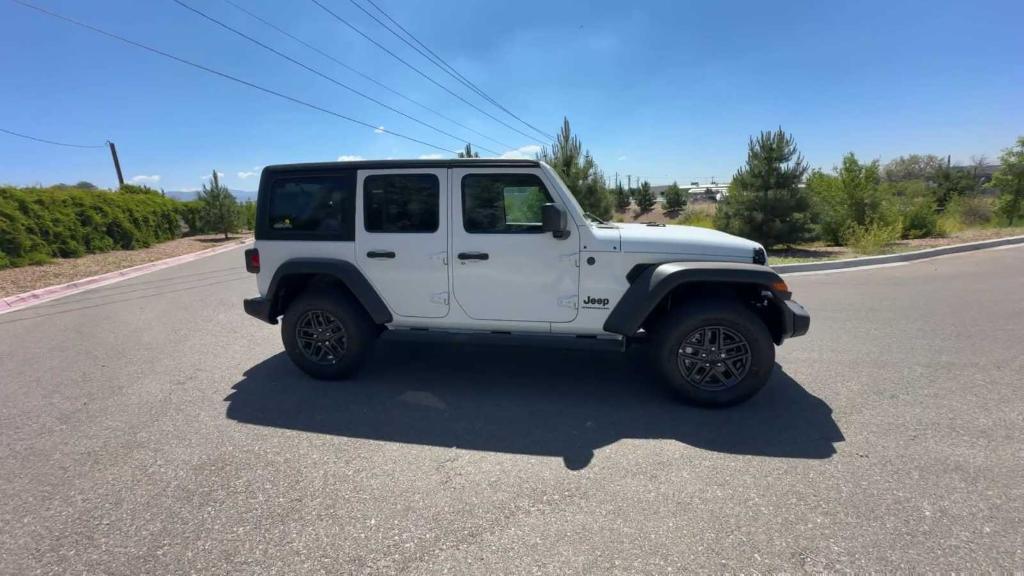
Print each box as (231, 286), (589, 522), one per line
(309, 0), (547, 146)
(8, 0), (457, 155)
(221, 0), (514, 151)
(0, 127), (107, 149)
(352, 0), (554, 141)
(172, 0), (499, 155)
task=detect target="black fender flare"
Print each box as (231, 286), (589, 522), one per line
(603, 262), (789, 336)
(266, 258), (392, 324)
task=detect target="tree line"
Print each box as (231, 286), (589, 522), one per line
(534, 118), (1024, 250)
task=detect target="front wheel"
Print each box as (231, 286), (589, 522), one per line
(653, 300), (775, 406)
(281, 290), (377, 380)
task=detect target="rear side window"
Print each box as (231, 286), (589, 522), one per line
(262, 172), (356, 240)
(363, 174), (440, 233)
(462, 173), (554, 233)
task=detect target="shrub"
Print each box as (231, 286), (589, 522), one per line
(807, 154), (896, 245)
(0, 185), (182, 269)
(674, 204), (716, 229)
(897, 197), (940, 239)
(844, 221), (901, 255)
(177, 199), (206, 234)
(946, 195), (994, 227)
(239, 200), (257, 231)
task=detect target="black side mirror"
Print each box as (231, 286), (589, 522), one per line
(541, 203), (569, 239)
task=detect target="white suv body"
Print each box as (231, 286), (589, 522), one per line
(244, 159), (809, 405)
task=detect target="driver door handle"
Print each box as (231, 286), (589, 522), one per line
(457, 252), (489, 261)
(366, 250), (396, 259)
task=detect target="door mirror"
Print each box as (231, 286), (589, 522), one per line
(541, 203), (569, 239)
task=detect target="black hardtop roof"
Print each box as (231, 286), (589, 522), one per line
(263, 158), (541, 173)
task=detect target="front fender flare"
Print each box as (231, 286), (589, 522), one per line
(603, 262), (788, 337)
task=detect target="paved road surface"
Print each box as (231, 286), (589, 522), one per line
(1, 246), (1022, 573)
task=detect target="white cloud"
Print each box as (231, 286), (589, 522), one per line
(418, 153), (445, 160)
(237, 171), (259, 179)
(374, 126), (385, 134)
(617, 155), (628, 161)
(337, 155), (364, 161)
(499, 144), (542, 159)
(131, 174), (161, 183)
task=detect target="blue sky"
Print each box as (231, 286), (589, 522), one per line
(1, 0), (1022, 192)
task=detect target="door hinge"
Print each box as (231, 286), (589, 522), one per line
(430, 291), (450, 305)
(558, 295), (578, 309)
(430, 251), (448, 266)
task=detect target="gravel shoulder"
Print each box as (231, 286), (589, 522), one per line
(0, 233), (251, 299)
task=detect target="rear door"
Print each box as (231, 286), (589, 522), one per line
(450, 168), (580, 323)
(356, 169), (449, 318)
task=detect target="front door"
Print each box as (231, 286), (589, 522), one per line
(450, 168), (580, 323)
(356, 169), (449, 318)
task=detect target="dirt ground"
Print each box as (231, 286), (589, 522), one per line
(0, 234), (251, 299)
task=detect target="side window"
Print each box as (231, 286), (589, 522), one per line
(363, 174), (440, 233)
(264, 172), (355, 240)
(462, 173), (554, 233)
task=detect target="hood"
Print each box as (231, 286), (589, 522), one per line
(615, 223), (761, 259)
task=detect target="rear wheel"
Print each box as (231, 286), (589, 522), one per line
(281, 290), (377, 380)
(653, 300), (775, 406)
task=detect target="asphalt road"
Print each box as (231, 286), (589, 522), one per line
(1, 245), (1022, 574)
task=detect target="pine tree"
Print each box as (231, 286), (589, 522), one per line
(714, 128), (813, 247)
(634, 180), (656, 214)
(457, 143), (479, 158)
(198, 170), (240, 239)
(613, 183), (631, 212)
(662, 181), (686, 214)
(537, 117), (612, 219)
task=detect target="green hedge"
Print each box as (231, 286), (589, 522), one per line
(0, 185), (182, 269)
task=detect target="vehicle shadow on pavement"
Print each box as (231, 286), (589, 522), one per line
(226, 333), (844, 470)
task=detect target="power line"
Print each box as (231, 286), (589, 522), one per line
(223, 0), (512, 151)
(354, 0), (554, 141)
(173, 0), (498, 156)
(223, 0), (512, 152)
(0, 127), (106, 149)
(309, 0), (546, 146)
(8, 0), (455, 155)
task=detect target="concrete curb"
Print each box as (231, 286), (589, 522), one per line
(0, 238), (253, 315)
(773, 234), (1024, 274)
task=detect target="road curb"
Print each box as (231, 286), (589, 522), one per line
(772, 234), (1024, 275)
(0, 238), (253, 315)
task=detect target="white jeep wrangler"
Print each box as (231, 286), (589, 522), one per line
(243, 159), (809, 406)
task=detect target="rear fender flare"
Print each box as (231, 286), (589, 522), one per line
(266, 258), (392, 324)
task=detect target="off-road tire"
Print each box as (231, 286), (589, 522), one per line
(281, 289), (377, 380)
(653, 299), (775, 406)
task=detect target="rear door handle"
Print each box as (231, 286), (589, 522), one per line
(366, 250), (396, 259)
(457, 252), (489, 261)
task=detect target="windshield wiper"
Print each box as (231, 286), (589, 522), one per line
(584, 212), (608, 224)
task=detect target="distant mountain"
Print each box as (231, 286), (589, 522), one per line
(165, 189), (257, 202)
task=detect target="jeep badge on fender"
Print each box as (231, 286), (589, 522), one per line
(242, 158), (810, 407)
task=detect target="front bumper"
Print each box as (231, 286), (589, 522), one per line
(780, 298), (810, 340)
(243, 296), (278, 325)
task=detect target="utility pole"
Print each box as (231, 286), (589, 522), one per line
(107, 141), (124, 187)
